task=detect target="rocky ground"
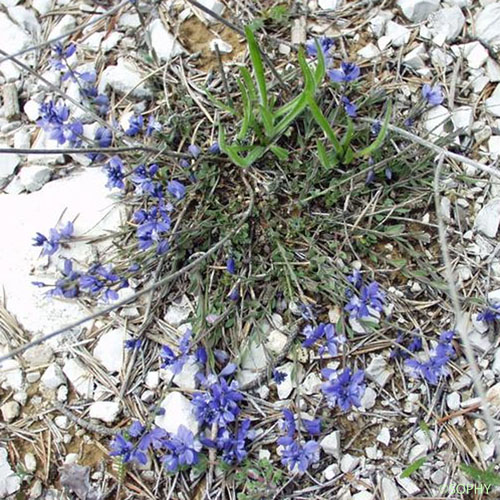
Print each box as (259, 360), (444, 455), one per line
(1, 0), (500, 499)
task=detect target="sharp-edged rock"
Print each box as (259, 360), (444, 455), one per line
(397, 0), (440, 22)
(93, 328), (124, 373)
(475, 3), (500, 50)
(89, 401), (121, 423)
(148, 19), (184, 61)
(474, 198), (500, 237)
(154, 392), (199, 435)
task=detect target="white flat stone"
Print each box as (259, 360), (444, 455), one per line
(489, 136), (500, 158)
(32, 0), (51, 15)
(48, 14), (75, 40)
(0, 358), (23, 391)
(361, 386), (377, 409)
(423, 105), (452, 139)
(161, 355), (199, 390)
(1, 401), (20, 421)
(403, 44), (426, 70)
(0, 447), (20, 497)
(487, 58), (500, 82)
(318, 0), (343, 8)
(358, 43), (381, 59)
(164, 295), (192, 326)
(63, 359), (94, 398)
(276, 361), (303, 399)
(41, 364), (66, 390)
(320, 430), (341, 458)
(98, 58), (153, 98)
(474, 198), (500, 237)
(366, 355), (392, 387)
(93, 328), (124, 373)
(18, 165), (51, 192)
(148, 19), (183, 61)
(340, 453), (360, 473)
(397, 0), (440, 22)
(209, 39), (232, 54)
(155, 392), (199, 435)
(302, 372), (322, 395)
(377, 427), (391, 446)
(385, 21), (410, 48)
(475, 3), (500, 50)
(428, 7), (465, 43)
(451, 106), (473, 134)
(0, 145), (20, 179)
(89, 401), (121, 423)
(381, 478), (401, 500)
(193, 0), (225, 23)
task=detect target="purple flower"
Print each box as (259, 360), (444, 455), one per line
(138, 427), (168, 451)
(226, 257), (236, 275)
(371, 120), (382, 136)
(79, 263), (127, 302)
(37, 100), (81, 146)
(203, 419), (253, 464)
(208, 142), (220, 154)
(162, 425), (202, 472)
(188, 144), (201, 158)
(160, 329), (192, 374)
(390, 331), (422, 360)
(321, 368), (366, 411)
(128, 421), (145, 438)
(345, 279), (385, 321)
(302, 323), (344, 357)
(228, 286), (240, 302)
(303, 418), (321, 436)
(131, 164), (162, 197)
(145, 115), (162, 137)
(192, 377), (243, 427)
(422, 84), (444, 106)
(46, 259), (81, 299)
(95, 127), (112, 148)
(477, 304), (500, 323)
(105, 156), (125, 189)
(273, 369), (287, 384)
(134, 203), (172, 254)
(167, 180), (186, 200)
(328, 62), (360, 83)
(341, 96), (357, 117)
(305, 37), (334, 61)
(125, 115), (144, 136)
(278, 436), (320, 475)
(366, 169), (375, 185)
(125, 338), (142, 350)
(93, 94), (110, 115)
(33, 222), (73, 256)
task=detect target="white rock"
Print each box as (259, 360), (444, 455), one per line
(486, 84), (500, 117)
(57, 385), (68, 402)
(98, 58), (152, 98)
(488, 288), (500, 302)
(23, 344), (53, 367)
(24, 452), (36, 473)
(23, 99), (40, 122)
(0, 0), (21, 6)
(0, 12), (32, 82)
(369, 11), (393, 37)
(489, 136), (500, 158)
(26, 371), (40, 384)
(145, 371), (159, 389)
(487, 58), (500, 82)
(41, 364), (66, 390)
(277, 361), (303, 399)
(13, 391), (27, 406)
(318, 0), (343, 8)
(381, 478), (401, 500)
(397, 0), (440, 22)
(365, 445), (379, 459)
(0, 447), (20, 496)
(340, 454), (360, 473)
(385, 21), (411, 48)
(0, 359), (23, 390)
(474, 198), (500, 237)
(93, 328), (124, 373)
(148, 19), (183, 61)
(193, 0), (225, 22)
(475, 3), (500, 50)
(323, 463), (340, 480)
(366, 355), (392, 387)
(118, 12), (141, 29)
(358, 43), (381, 59)
(353, 492), (373, 500)
(55, 415), (68, 429)
(266, 329), (288, 355)
(63, 359), (93, 398)
(460, 41), (489, 69)
(83, 31), (122, 53)
(486, 382), (500, 411)
(431, 47), (453, 67)
(141, 390), (154, 403)
(155, 392), (199, 435)
(409, 444), (428, 462)
(164, 295), (192, 326)
(361, 386), (377, 409)
(451, 106), (473, 134)
(428, 7), (465, 43)
(377, 427), (391, 446)
(492, 350), (500, 375)
(19, 166), (51, 192)
(302, 372), (322, 395)
(396, 476), (420, 495)
(161, 355), (199, 390)
(1, 401), (20, 421)
(89, 401), (121, 423)
(447, 392), (461, 410)
(403, 44), (427, 70)
(32, 0), (51, 15)
(209, 39), (232, 54)
(241, 338), (267, 371)
(423, 105), (451, 139)
(320, 430), (341, 458)
(0, 146), (20, 179)
(13, 129), (30, 150)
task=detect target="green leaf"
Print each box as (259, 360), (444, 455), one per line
(269, 145), (289, 161)
(341, 118), (355, 148)
(342, 146), (354, 165)
(460, 465), (500, 486)
(316, 140), (329, 168)
(401, 457), (427, 478)
(314, 42), (326, 86)
(273, 92), (307, 136)
(205, 88), (236, 114)
(297, 48), (316, 96)
(306, 95), (342, 155)
(239, 67), (257, 102)
(383, 224), (405, 236)
(356, 100), (392, 157)
(260, 104), (274, 136)
(236, 78), (252, 139)
(245, 26), (269, 111)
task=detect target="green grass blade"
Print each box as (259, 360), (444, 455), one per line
(341, 118), (355, 148)
(260, 104), (274, 137)
(205, 89), (236, 115)
(316, 140), (329, 168)
(460, 465), (500, 486)
(306, 95), (342, 154)
(297, 47), (315, 96)
(314, 39), (326, 86)
(273, 93), (307, 136)
(239, 67), (257, 102)
(269, 145), (289, 161)
(236, 78), (252, 139)
(245, 26), (269, 111)
(401, 457), (427, 479)
(356, 100), (392, 158)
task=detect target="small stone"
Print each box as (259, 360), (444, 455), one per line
(302, 372), (322, 395)
(487, 58), (500, 82)
(358, 43), (381, 59)
(361, 386), (377, 409)
(353, 492), (373, 500)
(57, 385), (68, 403)
(447, 392), (461, 410)
(155, 392), (199, 435)
(451, 107), (473, 134)
(98, 58), (152, 98)
(320, 430), (341, 459)
(32, 0), (51, 15)
(13, 391), (27, 406)
(161, 355), (199, 390)
(145, 371), (159, 390)
(89, 401), (121, 423)
(193, 0), (225, 22)
(486, 382), (500, 411)
(486, 84), (500, 117)
(141, 390), (154, 403)
(492, 350), (500, 375)
(489, 136), (500, 158)
(377, 427), (391, 446)
(0, 359), (23, 390)
(48, 14), (75, 39)
(0, 145), (20, 179)
(291, 16), (306, 45)
(428, 7), (465, 44)
(26, 371), (40, 384)
(19, 166), (51, 192)
(423, 105), (452, 139)
(0, 447), (21, 496)
(460, 41), (489, 69)
(366, 355), (392, 387)
(381, 478), (401, 500)
(148, 19), (183, 61)
(55, 415), (68, 429)
(266, 329), (288, 355)
(209, 39), (232, 54)
(475, 3), (500, 50)
(475, 198), (500, 237)
(276, 361), (303, 400)
(29, 478), (43, 498)
(41, 364), (65, 390)
(1, 401), (20, 422)
(323, 463), (340, 480)
(23, 344), (53, 367)
(397, 0), (440, 22)
(396, 476), (420, 495)
(164, 295), (192, 326)
(93, 328), (124, 373)
(385, 21), (410, 48)
(2, 83), (20, 119)
(63, 359), (93, 398)
(340, 453), (360, 473)
(403, 44), (426, 70)
(409, 444), (428, 462)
